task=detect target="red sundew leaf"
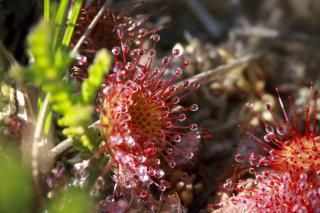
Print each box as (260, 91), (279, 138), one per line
(173, 130), (201, 166)
(96, 27), (200, 196)
(236, 87), (320, 174)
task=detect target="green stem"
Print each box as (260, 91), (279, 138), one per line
(62, 0), (84, 50)
(32, 93), (51, 182)
(44, 0), (50, 22)
(53, 0), (69, 50)
(71, 0), (113, 55)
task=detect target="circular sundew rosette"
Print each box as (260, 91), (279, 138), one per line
(97, 30), (200, 197)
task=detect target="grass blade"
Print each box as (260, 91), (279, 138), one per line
(53, 0), (69, 50)
(62, 0), (84, 49)
(44, 0), (51, 22)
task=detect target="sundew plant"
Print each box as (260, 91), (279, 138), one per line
(0, 0), (319, 212)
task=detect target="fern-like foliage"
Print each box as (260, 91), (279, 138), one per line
(12, 20), (112, 150)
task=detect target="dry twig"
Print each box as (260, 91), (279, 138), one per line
(175, 54), (260, 88)
(184, 0), (222, 38)
(71, 0), (113, 54)
(50, 120), (100, 158)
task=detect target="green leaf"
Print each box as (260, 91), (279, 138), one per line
(26, 21), (73, 86)
(0, 139), (33, 213)
(44, 111), (53, 134)
(11, 20), (112, 151)
(82, 49), (111, 104)
(44, 0), (51, 22)
(53, 0), (69, 50)
(62, 0), (84, 49)
(46, 188), (93, 213)
(58, 105), (93, 127)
